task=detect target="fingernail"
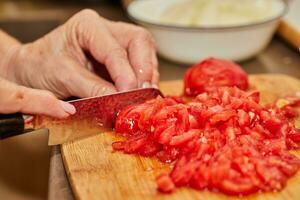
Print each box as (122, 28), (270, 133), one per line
(60, 101), (76, 115)
(152, 84), (159, 89)
(142, 82), (151, 88)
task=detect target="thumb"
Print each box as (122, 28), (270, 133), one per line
(0, 78), (75, 118)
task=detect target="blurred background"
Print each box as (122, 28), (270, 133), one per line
(0, 2), (126, 200)
(0, 0), (124, 43)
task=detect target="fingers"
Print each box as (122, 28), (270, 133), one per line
(127, 31), (157, 88)
(151, 50), (160, 87)
(71, 9), (137, 91)
(0, 78), (75, 118)
(104, 21), (159, 88)
(152, 69), (160, 88)
(63, 59), (117, 98)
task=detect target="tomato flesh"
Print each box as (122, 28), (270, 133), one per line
(184, 58), (248, 96)
(113, 87), (300, 196)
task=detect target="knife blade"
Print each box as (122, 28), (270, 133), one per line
(0, 88), (163, 145)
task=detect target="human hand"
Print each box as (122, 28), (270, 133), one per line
(0, 77), (75, 118)
(1, 9), (159, 100)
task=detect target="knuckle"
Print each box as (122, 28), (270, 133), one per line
(89, 83), (106, 97)
(105, 48), (128, 64)
(132, 25), (147, 34)
(113, 21), (127, 27)
(135, 28), (155, 45)
(12, 86), (26, 110)
(129, 28), (156, 50)
(110, 48), (127, 58)
(56, 66), (73, 84)
(128, 76), (138, 87)
(42, 90), (56, 99)
(115, 73), (137, 89)
(125, 76), (138, 89)
(136, 28), (152, 40)
(40, 91), (58, 107)
(13, 87), (25, 101)
(77, 9), (99, 19)
(135, 58), (157, 75)
(69, 9), (99, 31)
(140, 67), (153, 79)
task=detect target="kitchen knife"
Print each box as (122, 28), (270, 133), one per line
(0, 88), (162, 145)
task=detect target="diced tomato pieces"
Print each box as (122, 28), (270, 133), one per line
(169, 129), (199, 146)
(112, 141), (125, 150)
(287, 129), (300, 142)
(156, 174), (175, 193)
(285, 97), (300, 107)
(113, 85), (300, 196)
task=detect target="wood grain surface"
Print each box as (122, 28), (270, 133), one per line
(61, 74), (300, 200)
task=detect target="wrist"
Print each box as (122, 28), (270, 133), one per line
(0, 44), (22, 80)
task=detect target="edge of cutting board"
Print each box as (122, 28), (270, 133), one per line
(278, 20), (300, 48)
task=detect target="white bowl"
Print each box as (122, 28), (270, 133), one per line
(127, 0), (287, 64)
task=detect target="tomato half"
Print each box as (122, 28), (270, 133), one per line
(184, 58), (248, 96)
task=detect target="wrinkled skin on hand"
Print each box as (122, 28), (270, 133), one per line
(0, 9), (159, 118)
(0, 77), (75, 118)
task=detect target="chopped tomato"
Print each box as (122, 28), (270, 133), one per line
(113, 86), (300, 196)
(156, 174), (175, 193)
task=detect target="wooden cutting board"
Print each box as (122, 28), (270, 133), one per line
(278, 0), (300, 48)
(61, 74), (300, 200)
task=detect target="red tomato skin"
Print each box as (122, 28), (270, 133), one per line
(156, 174), (175, 193)
(184, 58), (248, 96)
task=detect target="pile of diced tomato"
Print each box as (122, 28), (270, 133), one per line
(112, 58), (300, 195)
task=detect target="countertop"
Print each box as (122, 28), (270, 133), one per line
(0, 1), (299, 200)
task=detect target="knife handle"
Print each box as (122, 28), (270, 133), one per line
(0, 113), (25, 139)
